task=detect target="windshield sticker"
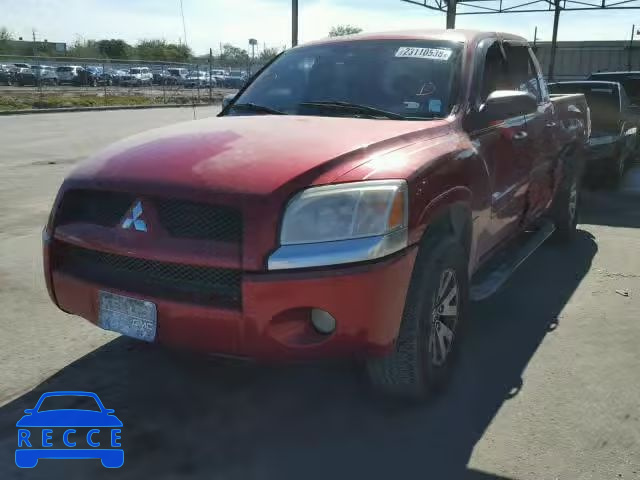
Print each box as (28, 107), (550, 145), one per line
(417, 82), (436, 96)
(395, 47), (452, 61)
(404, 101), (420, 110)
(428, 99), (442, 113)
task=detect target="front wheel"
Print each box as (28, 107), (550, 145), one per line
(366, 236), (468, 399)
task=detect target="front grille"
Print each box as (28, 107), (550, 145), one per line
(56, 189), (134, 228)
(55, 243), (242, 308)
(55, 189), (242, 243)
(155, 198), (241, 242)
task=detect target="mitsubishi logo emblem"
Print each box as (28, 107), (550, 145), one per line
(121, 200), (148, 232)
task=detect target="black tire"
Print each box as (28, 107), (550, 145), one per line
(366, 235), (469, 399)
(603, 150), (626, 190)
(550, 151), (582, 242)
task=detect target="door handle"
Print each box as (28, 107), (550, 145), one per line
(546, 121), (557, 128)
(513, 131), (528, 141)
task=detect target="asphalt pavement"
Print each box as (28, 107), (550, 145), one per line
(0, 108), (639, 479)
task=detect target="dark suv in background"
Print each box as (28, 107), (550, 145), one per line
(588, 71), (640, 106)
(549, 80), (639, 187)
(16, 65), (58, 86)
(0, 64), (17, 85)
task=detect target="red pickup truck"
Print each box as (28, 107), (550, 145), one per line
(43, 30), (589, 398)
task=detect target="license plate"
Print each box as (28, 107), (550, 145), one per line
(98, 291), (157, 342)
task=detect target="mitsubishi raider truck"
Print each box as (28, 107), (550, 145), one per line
(43, 30), (589, 399)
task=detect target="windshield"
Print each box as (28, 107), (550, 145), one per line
(56, 66), (73, 72)
(130, 68), (141, 74)
(228, 40), (461, 120)
(590, 74), (640, 104)
(37, 395), (101, 412)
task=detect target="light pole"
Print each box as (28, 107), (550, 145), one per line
(629, 25), (639, 71)
(249, 38), (257, 74)
(292, 0), (298, 47)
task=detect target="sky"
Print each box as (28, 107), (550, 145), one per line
(1, 0), (639, 56)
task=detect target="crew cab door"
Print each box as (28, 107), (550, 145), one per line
(504, 43), (560, 222)
(466, 39), (532, 260)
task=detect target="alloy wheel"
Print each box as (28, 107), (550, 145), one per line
(428, 268), (459, 367)
(568, 179), (578, 222)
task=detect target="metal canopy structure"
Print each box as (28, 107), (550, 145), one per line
(401, 0), (640, 79)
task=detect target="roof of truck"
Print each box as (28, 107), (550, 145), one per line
(303, 29), (528, 47)
(549, 80), (620, 86)
(590, 71), (640, 76)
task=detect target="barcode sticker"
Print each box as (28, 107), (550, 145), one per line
(395, 47), (453, 61)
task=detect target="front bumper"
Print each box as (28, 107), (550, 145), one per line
(44, 237), (417, 361)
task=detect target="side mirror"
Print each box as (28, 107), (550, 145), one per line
(222, 93), (235, 109)
(481, 90), (538, 120)
(24, 409), (34, 414)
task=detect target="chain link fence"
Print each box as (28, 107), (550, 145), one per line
(0, 54), (255, 111)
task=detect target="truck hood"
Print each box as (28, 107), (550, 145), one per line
(69, 115), (449, 196)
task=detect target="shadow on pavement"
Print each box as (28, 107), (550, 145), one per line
(0, 231), (597, 480)
(580, 186), (640, 229)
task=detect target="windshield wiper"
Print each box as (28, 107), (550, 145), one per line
(229, 103), (286, 115)
(299, 101), (411, 120)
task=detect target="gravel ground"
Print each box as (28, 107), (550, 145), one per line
(0, 108), (638, 479)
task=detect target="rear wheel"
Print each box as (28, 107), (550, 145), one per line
(604, 151), (626, 189)
(366, 235), (468, 399)
(551, 152), (581, 242)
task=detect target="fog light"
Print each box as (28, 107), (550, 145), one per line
(311, 309), (336, 335)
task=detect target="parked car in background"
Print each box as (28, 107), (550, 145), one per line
(109, 69), (128, 86)
(56, 65), (82, 85)
(0, 64), (17, 85)
(211, 69), (228, 84)
(96, 68), (118, 86)
(44, 30), (589, 400)
(76, 66), (102, 87)
(13, 63), (31, 72)
(184, 71), (214, 88)
(120, 67), (153, 86)
(164, 67), (189, 85)
(223, 69), (247, 88)
(549, 80), (638, 188)
(151, 68), (166, 85)
(588, 71), (640, 106)
(16, 65), (58, 86)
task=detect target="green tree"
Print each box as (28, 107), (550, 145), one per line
(258, 47), (281, 63)
(218, 43), (250, 68)
(0, 27), (13, 54)
(97, 39), (131, 59)
(329, 25), (362, 37)
(67, 38), (101, 58)
(135, 39), (192, 61)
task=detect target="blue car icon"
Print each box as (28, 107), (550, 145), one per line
(15, 391), (123, 468)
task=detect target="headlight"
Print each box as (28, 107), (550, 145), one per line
(268, 180), (409, 270)
(280, 180), (408, 245)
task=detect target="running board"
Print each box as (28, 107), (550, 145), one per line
(470, 221), (556, 301)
